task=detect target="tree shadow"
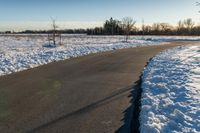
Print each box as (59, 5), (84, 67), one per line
(115, 58), (153, 133)
(28, 85), (134, 133)
(115, 79), (142, 133)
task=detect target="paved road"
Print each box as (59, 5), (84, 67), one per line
(0, 42), (197, 133)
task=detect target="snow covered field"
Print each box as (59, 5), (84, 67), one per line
(140, 45), (200, 133)
(0, 34), (200, 76)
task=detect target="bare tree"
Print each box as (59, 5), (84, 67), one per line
(177, 20), (184, 29)
(141, 19), (145, 35)
(51, 18), (59, 46)
(151, 23), (161, 34)
(48, 18), (63, 46)
(160, 23), (173, 34)
(122, 17), (136, 42)
(177, 20), (184, 34)
(143, 25), (152, 35)
(196, 2), (200, 8)
(184, 18), (195, 34)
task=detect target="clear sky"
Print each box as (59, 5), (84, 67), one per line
(0, 0), (199, 31)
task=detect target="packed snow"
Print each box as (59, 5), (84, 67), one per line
(0, 34), (200, 76)
(140, 45), (200, 133)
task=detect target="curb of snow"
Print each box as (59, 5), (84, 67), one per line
(130, 56), (154, 133)
(139, 45), (200, 133)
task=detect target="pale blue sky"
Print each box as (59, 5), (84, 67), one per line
(0, 0), (199, 31)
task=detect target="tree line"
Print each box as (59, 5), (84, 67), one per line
(1, 17), (200, 36)
(87, 18), (200, 36)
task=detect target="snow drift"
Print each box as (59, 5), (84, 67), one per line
(1, 35), (200, 76)
(140, 45), (200, 133)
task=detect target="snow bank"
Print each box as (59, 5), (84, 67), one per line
(137, 36), (200, 42)
(1, 35), (200, 76)
(0, 35), (162, 76)
(140, 45), (200, 133)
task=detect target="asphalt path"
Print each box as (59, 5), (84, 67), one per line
(0, 41), (197, 133)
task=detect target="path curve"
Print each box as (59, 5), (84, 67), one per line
(0, 41), (197, 133)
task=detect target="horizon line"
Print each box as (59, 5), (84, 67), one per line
(0, 19), (200, 32)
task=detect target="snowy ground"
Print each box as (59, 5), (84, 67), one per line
(0, 34), (200, 76)
(140, 45), (200, 133)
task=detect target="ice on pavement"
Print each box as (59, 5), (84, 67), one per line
(140, 45), (200, 133)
